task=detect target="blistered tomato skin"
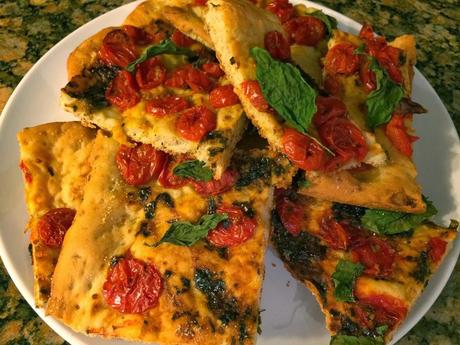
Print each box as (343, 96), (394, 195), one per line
(38, 208), (76, 248)
(176, 106), (217, 142)
(202, 63), (225, 79)
(313, 96), (347, 127)
(241, 80), (271, 112)
(429, 237), (448, 264)
(207, 205), (257, 248)
(209, 85), (239, 109)
(283, 16), (326, 46)
(319, 212), (349, 250)
(99, 29), (138, 68)
(116, 143), (166, 186)
(385, 114), (418, 157)
(352, 237), (396, 278)
(158, 156), (189, 189)
(265, 0), (295, 24)
(103, 257), (163, 314)
(122, 25), (154, 45)
(324, 43), (360, 75)
(171, 30), (195, 47)
(355, 293), (408, 327)
(135, 57), (166, 90)
(265, 31), (291, 61)
(146, 95), (189, 117)
(275, 193), (303, 236)
(191, 169), (239, 196)
(105, 70), (140, 111)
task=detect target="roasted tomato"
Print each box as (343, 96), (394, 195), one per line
(275, 191), (303, 236)
(171, 29), (195, 47)
(324, 43), (360, 75)
(146, 95), (189, 117)
(202, 63), (225, 79)
(209, 85), (239, 109)
(191, 169), (239, 196)
(207, 204), (257, 248)
(135, 57), (166, 90)
(355, 293), (408, 327)
(265, 0), (295, 23)
(164, 66), (189, 89)
(194, 0), (207, 5)
(352, 236), (396, 278)
(176, 106), (217, 142)
(99, 29), (138, 68)
(103, 257), (163, 314)
(105, 70), (140, 111)
(241, 80), (271, 112)
(283, 16), (326, 46)
(359, 57), (377, 92)
(158, 156), (189, 189)
(313, 96), (347, 127)
(37, 208), (76, 247)
(19, 160), (32, 184)
(122, 25), (154, 45)
(385, 113), (418, 157)
(319, 212), (349, 250)
(185, 66), (214, 92)
(265, 31), (291, 61)
(429, 237), (448, 264)
(282, 127), (328, 171)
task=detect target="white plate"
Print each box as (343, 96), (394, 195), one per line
(0, 1), (459, 344)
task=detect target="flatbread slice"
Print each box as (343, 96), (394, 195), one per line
(60, 0), (247, 179)
(272, 190), (458, 344)
(46, 132), (285, 345)
(17, 122), (96, 307)
(204, 0), (425, 213)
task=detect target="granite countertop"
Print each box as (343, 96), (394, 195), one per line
(0, 0), (458, 344)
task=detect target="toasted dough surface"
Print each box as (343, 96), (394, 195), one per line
(271, 193), (457, 344)
(47, 132), (273, 345)
(17, 122), (96, 307)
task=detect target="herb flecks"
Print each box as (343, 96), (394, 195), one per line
(332, 260), (364, 302)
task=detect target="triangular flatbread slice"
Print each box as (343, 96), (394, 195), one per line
(46, 132), (286, 345)
(17, 122), (96, 307)
(272, 190), (458, 344)
(204, 0), (424, 213)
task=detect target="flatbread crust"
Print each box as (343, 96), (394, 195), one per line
(271, 193), (458, 344)
(47, 132), (273, 345)
(17, 122), (96, 307)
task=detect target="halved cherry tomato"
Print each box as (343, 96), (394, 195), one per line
(99, 29), (138, 68)
(191, 169), (239, 196)
(185, 66), (214, 92)
(209, 85), (239, 109)
(164, 66), (189, 89)
(158, 156), (189, 189)
(19, 160), (32, 184)
(324, 43), (360, 75)
(105, 70), (140, 111)
(282, 127), (328, 171)
(283, 16), (326, 46)
(319, 211), (349, 250)
(241, 80), (271, 112)
(171, 29), (195, 47)
(385, 113), (418, 157)
(37, 208), (76, 247)
(352, 236), (395, 278)
(103, 257), (163, 314)
(146, 95), (189, 117)
(116, 143), (167, 186)
(264, 31), (291, 61)
(207, 204), (257, 248)
(429, 237), (448, 264)
(358, 23), (375, 41)
(359, 57), (377, 92)
(313, 96), (347, 127)
(122, 25), (154, 45)
(135, 57), (166, 90)
(318, 117), (368, 165)
(323, 74), (341, 96)
(265, 0), (296, 24)
(176, 106), (217, 142)
(355, 293), (408, 327)
(275, 193), (303, 236)
(202, 63), (225, 79)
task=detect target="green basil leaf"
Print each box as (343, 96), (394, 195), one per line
(366, 57), (404, 129)
(126, 39), (197, 72)
(332, 260), (364, 302)
(375, 325), (389, 336)
(173, 160), (213, 181)
(310, 11), (338, 37)
(331, 335), (384, 345)
(251, 47), (317, 134)
(154, 213), (228, 247)
(361, 197), (437, 235)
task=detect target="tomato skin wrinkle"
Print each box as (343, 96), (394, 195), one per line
(352, 236), (396, 278)
(171, 30), (195, 47)
(176, 106), (217, 142)
(105, 70), (140, 111)
(385, 113), (418, 157)
(123, 25), (154, 46)
(275, 194), (303, 236)
(325, 43), (360, 75)
(135, 57), (166, 90)
(207, 204), (257, 248)
(319, 212), (349, 250)
(313, 96), (347, 127)
(158, 156), (189, 189)
(202, 63), (224, 79)
(429, 237), (448, 264)
(209, 85), (239, 109)
(99, 29), (138, 68)
(283, 16), (326, 46)
(265, 0), (295, 24)
(191, 169), (239, 196)
(356, 293), (408, 327)
(38, 208), (76, 248)
(146, 95), (189, 117)
(116, 143), (166, 186)
(265, 31), (291, 61)
(241, 80), (271, 112)
(103, 257), (163, 314)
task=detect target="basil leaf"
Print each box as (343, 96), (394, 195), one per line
(155, 213), (228, 247)
(126, 39), (197, 72)
(251, 47), (317, 134)
(375, 325), (389, 336)
(310, 11), (338, 37)
(366, 57), (404, 129)
(361, 197), (437, 235)
(173, 160), (213, 181)
(332, 260), (364, 302)
(331, 335), (384, 345)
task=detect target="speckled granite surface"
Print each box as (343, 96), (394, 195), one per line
(0, 1), (458, 344)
